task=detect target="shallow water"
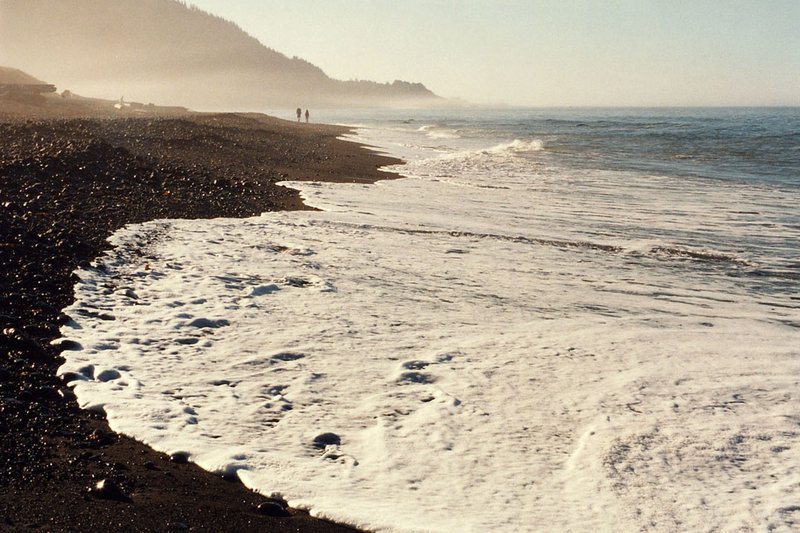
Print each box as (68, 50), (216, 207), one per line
(60, 108), (800, 532)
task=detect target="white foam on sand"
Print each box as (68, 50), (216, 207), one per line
(58, 128), (800, 532)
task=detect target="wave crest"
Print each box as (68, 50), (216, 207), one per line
(418, 124), (461, 139)
(486, 139), (545, 154)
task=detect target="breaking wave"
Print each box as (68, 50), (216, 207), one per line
(418, 124), (462, 139)
(436, 138), (545, 165)
(485, 138), (545, 154)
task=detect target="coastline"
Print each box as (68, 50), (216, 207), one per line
(0, 100), (399, 531)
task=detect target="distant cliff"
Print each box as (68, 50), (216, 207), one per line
(0, 0), (441, 109)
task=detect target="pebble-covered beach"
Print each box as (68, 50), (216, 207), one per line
(0, 99), (397, 531)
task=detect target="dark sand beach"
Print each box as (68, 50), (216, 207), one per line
(0, 97), (399, 531)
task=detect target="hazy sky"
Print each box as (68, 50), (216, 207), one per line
(187, 0), (800, 106)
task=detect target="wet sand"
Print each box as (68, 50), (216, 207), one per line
(0, 97), (399, 531)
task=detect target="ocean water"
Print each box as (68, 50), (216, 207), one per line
(59, 108), (800, 532)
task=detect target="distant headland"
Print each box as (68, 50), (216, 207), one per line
(0, 0), (443, 109)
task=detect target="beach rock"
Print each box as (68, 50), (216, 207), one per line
(89, 429), (115, 447)
(57, 388), (77, 402)
(256, 498), (290, 517)
(3, 329), (47, 360)
(31, 386), (60, 402)
(23, 322), (59, 338)
(0, 314), (20, 328)
(52, 338), (81, 351)
(59, 371), (86, 384)
(312, 432), (341, 449)
(17, 389), (35, 403)
(170, 452), (189, 464)
(90, 478), (131, 502)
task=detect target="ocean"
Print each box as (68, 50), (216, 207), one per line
(60, 108), (800, 532)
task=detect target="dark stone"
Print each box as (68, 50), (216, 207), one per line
(312, 432), (341, 449)
(7, 332), (47, 360)
(0, 314), (20, 327)
(17, 390), (35, 403)
(89, 429), (115, 446)
(55, 387), (75, 404)
(220, 472), (239, 482)
(398, 371), (435, 384)
(23, 322), (59, 338)
(31, 386), (60, 402)
(256, 499), (289, 517)
(90, 478), (131, 502)
(170, 452), (189, 464)
(59, 371), (85, 384)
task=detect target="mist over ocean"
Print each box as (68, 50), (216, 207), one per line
(60, 108), (800, 532)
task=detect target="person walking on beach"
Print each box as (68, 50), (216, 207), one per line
(296, 107), (302, 122)
(305, 109), (310, 123)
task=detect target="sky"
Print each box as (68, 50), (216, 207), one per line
(186, 0), (800, 107)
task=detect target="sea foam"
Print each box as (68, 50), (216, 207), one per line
(59, 114), (800, 532)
